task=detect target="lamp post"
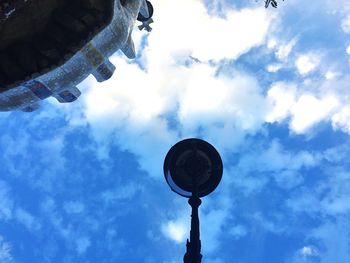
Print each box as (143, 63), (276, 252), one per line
(164, 138), (223, 262)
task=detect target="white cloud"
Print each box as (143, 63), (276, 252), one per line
(266, 63), (283, 73)
(276, 38), (298, 61)
(266, 68), (350, 135)
(290, 94), (339, 133)
(266, 82), (297, 123)
(162, 220), (188, 243)
(325, 71), (338, 80)
(289, 245), (319, 263)
(341, 15), (350, 33)
(332, 106), (350, 132)
(347, 45), (350, 54)
(267, 38), (277, 49)
(177, 66), (268, 137)
(300, 246), (318, 257)
(295, 54), (320, 75)
(267, 82), (342, 134)
(148, 0), (274, 62)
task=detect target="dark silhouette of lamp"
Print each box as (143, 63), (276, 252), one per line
(164, 138), (223, 263)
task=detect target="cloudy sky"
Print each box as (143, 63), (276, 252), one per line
(1, 0), (350, 262)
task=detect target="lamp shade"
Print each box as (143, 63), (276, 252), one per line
(164, 138), (223, 198)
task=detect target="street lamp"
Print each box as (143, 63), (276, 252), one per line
(164, 138), (223, 262)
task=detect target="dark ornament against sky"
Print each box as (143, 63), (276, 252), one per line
(264, 0), (284, 8)
(0, 0), (153, 112)
(164, 138), (223, 262)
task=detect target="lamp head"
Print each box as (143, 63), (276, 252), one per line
(164, 138), (223, 198)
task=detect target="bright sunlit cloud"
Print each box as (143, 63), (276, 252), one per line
(295, 54), (320, 75)
(341, 15), (350, 33)
(162, 220), (188, 243)
(290, 94), (339, 133)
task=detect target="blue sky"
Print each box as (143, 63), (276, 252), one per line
(1, 0), (350, 262)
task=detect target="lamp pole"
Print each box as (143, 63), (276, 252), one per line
(184, 194), (202, 263)
(164, 138), (223, 263)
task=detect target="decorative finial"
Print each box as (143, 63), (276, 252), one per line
(137, 0), (154, 32)
(265, 0), (284, 8)
(138, 18), (154, 32)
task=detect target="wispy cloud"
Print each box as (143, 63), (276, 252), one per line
(76, 236), (91, 255)
(15, 208), (41, 232)
(0, 236), (12, 263)
(0, 181), (13, 221)
(63, 201), (85, 215)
